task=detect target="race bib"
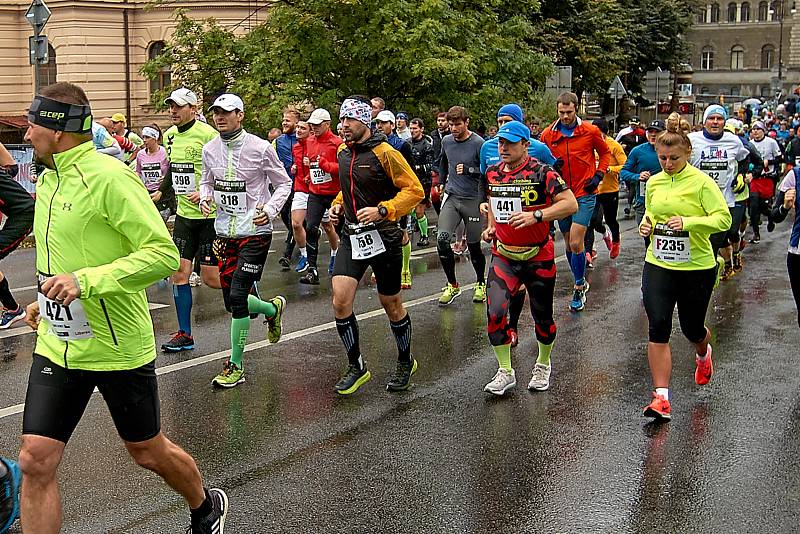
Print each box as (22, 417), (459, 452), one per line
(310, 163), (332, 185)
(640, 179), (647, 197)
(213, 180), (247, 216)
(698, 160), (729, 189)
(37, 293), (94, 340)
(652, 224), (690, 263)
(490, 185), (522, 224)
(349, 225), (386, 260)
(171, 162), (195, 195)
(140, 162), (162, 188)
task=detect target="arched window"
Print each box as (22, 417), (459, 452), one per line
(728, 2), (738, 21)
(761, 44), (776, 68)
(758, 1), (768, 20)
(697, 6), (708, 22)
(39, 43), (57, 87)
(711, 2), (721, 21)
(741, 2), (751, 20)
(701, 46), (715, 70)
(148, 41), (171, 94)
(730, 45), (745, 69)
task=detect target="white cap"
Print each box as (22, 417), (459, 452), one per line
(164, 88), (199, 107)
(308, 108), (332, 124)
(209, 93), (244, 113)
(376, 110), (396, 124)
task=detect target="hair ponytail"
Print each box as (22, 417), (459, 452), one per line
(656, 112), (692, 153)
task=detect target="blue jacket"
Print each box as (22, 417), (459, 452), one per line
(273, 132), (297, 178)
(479, 136), (556, 174)
(620, 141), (661, 208)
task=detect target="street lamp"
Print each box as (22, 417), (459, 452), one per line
(769, 0), (797, 97)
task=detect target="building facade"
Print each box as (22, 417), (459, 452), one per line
(0, 0), (258, 142)
(686, 0), (799, 99)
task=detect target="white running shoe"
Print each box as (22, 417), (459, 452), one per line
(484, 368), (516, 396)
(189, 272), (202, 287)
(528, 363), (551, 391)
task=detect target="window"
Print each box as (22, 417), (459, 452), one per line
(728, 2), (738, 21)
(741, 2), (751, 20)
(148, 41), (171, 94)
(701, 86), (711, 94)
(701, 47), (715, 70)
(761, 85), (771, 97)
(758, 1), (768, 20)
(730, 45), (745, 69)
(771, 1), (782, 20)
(697, 6), (708, 22)
(39, 43), (57, 87)
(730, 86), (741, 96)
(711, 2), (721, 21)
(761, 44), (776, 68)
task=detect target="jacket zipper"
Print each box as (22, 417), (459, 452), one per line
(47, 161), (70, 368)
(349, 149), (357, 215)
(100, 299), (118, 345)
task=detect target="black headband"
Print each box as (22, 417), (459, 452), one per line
(27, 95), (92, 133)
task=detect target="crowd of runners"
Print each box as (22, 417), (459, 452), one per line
(0, 81), (798, 533)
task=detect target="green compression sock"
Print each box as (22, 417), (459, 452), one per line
(230, 316), (250, 367)
(492, 343), (512, 372)
(417, 214), (429, 237)
(402, 241), (411, 274)
(247, 294), (277, 318)
(536, 341), (553, 366)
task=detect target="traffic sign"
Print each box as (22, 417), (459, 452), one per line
(26, 0), (51, 35)
(607, 75), (627, 96)
(29, 35), (48, 65)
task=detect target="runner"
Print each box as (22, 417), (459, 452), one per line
(481, 121), (577, 395)
(771, 168), (799, 326)
(21, 82), (228, 533)
(639, 113), (732, 421)
(408, 118), (435, 248)
(540, 92), (611, 312)
(135, 125), (174, 222)
(436, 105), (488, 306)
(748, 121), (781, 244)
(110, 113), (143, 168)
(274, 107), (299, 270)
(328, 96), (424, 394)
(198, 94), (292, 387)
(725, 118), (762, 274)
(153, 88), (221, 352)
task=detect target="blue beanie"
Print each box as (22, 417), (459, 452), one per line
(497, 103), (524, 122)
(703, 104), (727, 122)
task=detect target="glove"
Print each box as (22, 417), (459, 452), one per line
(584, 171), (603, 193)
(732, 174), (746, 194)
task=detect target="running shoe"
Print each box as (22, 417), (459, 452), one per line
(528, 363), (551, 391)
(401, 271), (412, 289)
(602, 229), (613, 251)
(278, 256), (291, 271)
(334, 364), (371, 395)
(695, 344), (714, 386)
(749, 233), (761, 244)
(162, 331), (195, 352)
(328, 256), (336, 275)
(508, 328), (519, 348)
(472, 282), (487, 303)
(294, 256), (309, 273)
(212, 361), (245, 388)
(610, 241), (621, 259)
(569, 287), (587, 312)
(189, 488), (229, 534)
(714, 256), (725, 288)
(720, 265), (735, 281)
(265, 296), (286, 343)
(299, 267), (319, 285)
(585, 252), (594, 269)
(483, 368), (516, 396)
(733, 253), (744, 273)
(386, 358), (418, 392)
(417, 236), (430, 247)
(438, 283), (462, 307)
(0, 457), (21, 534)
(767, 218), (776, 233)
(0, 308), (25, 330)
(643, 392), (671, 421)
(189, 272), (202, 287)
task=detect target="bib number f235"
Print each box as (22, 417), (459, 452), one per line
(213, 180), (247, 216)
(171, 162), (195, 195)
(652, 224), (691, 263)
(37, 293), (94, 340)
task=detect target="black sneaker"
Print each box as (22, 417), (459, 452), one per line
(162, 331), (195, 352)
(749, 233), (761, 244)
(417, 236), (430, 247)
(299, 267), (320, 285)
(278, 256), (291, 271)
(386, 358), (418, 392)
(188, 488), (229, 534)
(334, 364), (371, 395)
(767, 218), (776, 233)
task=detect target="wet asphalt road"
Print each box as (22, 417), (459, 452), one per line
(1, 212), (799, 533)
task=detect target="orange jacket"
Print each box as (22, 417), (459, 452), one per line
(597, 135), (627, 194)
(540, 118), (611, 198)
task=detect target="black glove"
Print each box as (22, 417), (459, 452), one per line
(584, 171), (603, 193)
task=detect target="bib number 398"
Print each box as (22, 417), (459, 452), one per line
(37, 293), (94, 340)
(171, 163), (195, 195)
(350, 229), (386, 260)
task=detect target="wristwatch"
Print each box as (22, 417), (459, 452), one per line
(378, 205), (388, 219)
(534, 209), (544, 223)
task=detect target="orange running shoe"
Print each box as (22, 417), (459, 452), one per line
(643, 392), (671, 421)
(695, 344), (714, 385)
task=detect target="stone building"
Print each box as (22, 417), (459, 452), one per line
(686, 0), (799, 99)
(0, 0), (257, 142)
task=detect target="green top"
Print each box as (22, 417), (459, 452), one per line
(643, 163), (732, 271)
(164, 120), (218, 219)
(34, 141), (180, 371)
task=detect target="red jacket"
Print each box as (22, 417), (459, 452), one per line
(308, 129), (344, 196)
(292, 138), (311, 194)
(540, 118), (611, 198)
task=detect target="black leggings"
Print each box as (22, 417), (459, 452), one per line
(642, 262), (717, 344)
(305, 193), (336, 270)
(585, 191), (620, 252)
(749, 192), (773, 232)
(789, 253), (800, 328)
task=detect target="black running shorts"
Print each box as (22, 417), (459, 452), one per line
(173, 215), (217, 266)
(333, 234), (403, 296)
